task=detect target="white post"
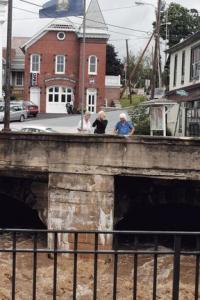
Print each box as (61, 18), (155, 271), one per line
(0, 1), (8, 101)
(163, 106), (166, 136)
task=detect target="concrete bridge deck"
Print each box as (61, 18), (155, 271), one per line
(0, 132), (200, 248)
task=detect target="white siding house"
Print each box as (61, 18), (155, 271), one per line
(169, 40), (200, 91)
(166, 31), (200, 137)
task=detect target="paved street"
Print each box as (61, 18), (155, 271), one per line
(0, 109), (130, 134)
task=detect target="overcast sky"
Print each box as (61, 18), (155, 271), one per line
(2, 0), (200, 58)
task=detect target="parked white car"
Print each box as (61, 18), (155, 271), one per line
(20, 125), (57, 133)
(0, 104), (28, 122)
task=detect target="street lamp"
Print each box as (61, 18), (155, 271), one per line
(135, 1), (155, 8)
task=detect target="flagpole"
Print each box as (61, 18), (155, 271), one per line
(81, 0), (86, 130)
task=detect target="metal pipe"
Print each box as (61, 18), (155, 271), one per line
(81, 0), (86, 130)
(3, 0), (12, 132)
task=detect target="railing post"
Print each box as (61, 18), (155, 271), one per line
(73, 232), (78, 300)
(93, 233), (98, 300)
(11, 231), (16, 300)
(172, 235), (181, 300)
(53, 232), (58, 300)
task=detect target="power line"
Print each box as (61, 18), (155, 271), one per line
(75, 15), (151, 34)
(13, 6), (38, 14)
(17, 0), (140, 13)
(17, 0), (41, 7)
(10, 8), (151, 40)
(102, 5), (139, 12)
(16, 0), (151, 34)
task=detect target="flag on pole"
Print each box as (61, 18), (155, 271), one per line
(39, 0), (84, 18)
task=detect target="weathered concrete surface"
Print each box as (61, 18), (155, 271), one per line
(0, 133), (200, 178)
(0, 133), (200, 247)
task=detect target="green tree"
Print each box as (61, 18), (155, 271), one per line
(160, 3), (200, 48)
(106, 44), (123, 76)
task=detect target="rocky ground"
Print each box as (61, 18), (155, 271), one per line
(0, 234), (198, 299)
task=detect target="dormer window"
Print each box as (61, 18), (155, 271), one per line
(88, 55), (97, 75)
(30, 54), (40, 73)
(55, 55), (65, 74)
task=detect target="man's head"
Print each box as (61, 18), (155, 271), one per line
(119, 113), (127, 123)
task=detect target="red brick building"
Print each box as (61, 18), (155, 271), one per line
(21, 0), (109, 113)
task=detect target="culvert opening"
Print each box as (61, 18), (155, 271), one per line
(114, 176), (200, 248)
(0, 176), (47, 229)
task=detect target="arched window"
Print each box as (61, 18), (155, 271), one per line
(88, 55), (98, 75)
(30, 54), (40, 73)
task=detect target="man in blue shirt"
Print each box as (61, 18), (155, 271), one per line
(114, 113), (135, 135)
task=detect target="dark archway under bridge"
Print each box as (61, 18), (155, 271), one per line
(0, 172), (48, 230)
(114, 176), (200, 248)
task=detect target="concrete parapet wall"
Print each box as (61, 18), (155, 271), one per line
(1, 133), (200, 178)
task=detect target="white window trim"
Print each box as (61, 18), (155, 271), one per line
(30, 54), (40, 73)
(15, 72), (23, 86)
(55, 55), (65, 74)
(86, 88), (97, 113)
(191, 46), (200, 80)
(88, 55), (98, 75)
(57, 32), (66, 41)
(47, 86), (73, 103)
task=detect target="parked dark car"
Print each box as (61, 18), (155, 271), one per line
(11, 101), (39, 117)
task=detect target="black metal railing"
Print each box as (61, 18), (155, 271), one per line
(0, 229), (200, 300)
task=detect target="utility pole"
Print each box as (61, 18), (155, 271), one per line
(0, 1), (8, 101)
(3, 0), (12, 132)
(120, 32), (154, 99)
(164, 7), (169, 65)
(126, 39), (132, 104)
(151, 0), (162, 99)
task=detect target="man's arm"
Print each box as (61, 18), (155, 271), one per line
(130, 127), (135, 135)
(114, 122), (119, 134)
(128, 122), (135, 135)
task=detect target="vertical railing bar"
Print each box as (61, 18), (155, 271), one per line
(32, 232), (38, 300)
(73, 232), (78, 300)
(53, 232), (58, 300)
(93, 232), (98, 300)
(172, 235), (181, 300)
(133, 235), (138, 300)
(195, 255), (200, 300)
(113, 252), (118, 300)
(152, 235), (158, 300)
(195, 236), (200, 300)
(11, 231), (16, 300)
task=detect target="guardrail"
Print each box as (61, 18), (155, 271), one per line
(0, 229), (199, 300)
